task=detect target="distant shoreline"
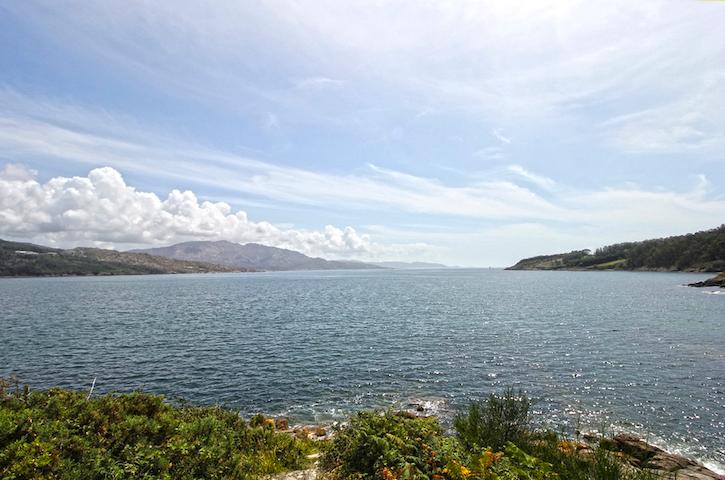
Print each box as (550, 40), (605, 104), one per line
(506, 225), (725, 275)
(1, 268), (717, 279)
(504, 267), (725, 288)
(505, 266), (720, 273)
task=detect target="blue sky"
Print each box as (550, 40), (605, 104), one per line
(1, 1), (724, 266)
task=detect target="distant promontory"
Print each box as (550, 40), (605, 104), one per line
(688, 272), (725, 288)
(506, 225), (725, 274)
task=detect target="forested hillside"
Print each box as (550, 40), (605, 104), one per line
(507, 225), (725, 272)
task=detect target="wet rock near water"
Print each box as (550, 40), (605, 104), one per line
(405, 399), (447, 419)
(594, 433), (724, 479)
(285, 424), (334, 442)
(251, 415), (335, 441)
(689, 272), (725, 288)
(274, 417), (289, 430)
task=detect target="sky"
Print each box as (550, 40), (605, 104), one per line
(1, 1), (724, 267)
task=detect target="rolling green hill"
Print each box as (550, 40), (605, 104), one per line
(0, 239), (241, 276)
(507, 225), (725, 272)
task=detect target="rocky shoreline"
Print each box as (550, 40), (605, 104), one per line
(270, 432), (724, 480)
(689, 272), (725, 288)
(585, 433), (723, 479)
(268, 412), (724, 480)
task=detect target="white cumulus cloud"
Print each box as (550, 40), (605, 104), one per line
(0, 163), (426, 259)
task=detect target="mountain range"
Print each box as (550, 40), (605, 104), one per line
(0, 239), (240, 276)
(371, 261), (449, 269)
(1, 238), (444, 277)
(131, 240), (382, 271)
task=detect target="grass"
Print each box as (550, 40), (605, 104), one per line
(591, 259), (627, 270)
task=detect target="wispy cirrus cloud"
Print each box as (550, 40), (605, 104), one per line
(492, 129), (511, 145)
(507, 165), (555, 191)
(2, 0), (725, 266)
(0, 115), (567, 221)
(262, 112), (281, 130)
(294, 76), (344, 90)
(1, 87), (725, 266)
(601, 70), (725, 154)
(5, 1), (724, 140)
(474, 146), (505, 161)
(0, 89), (568, 222)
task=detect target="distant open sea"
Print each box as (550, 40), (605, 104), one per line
(1, 269), (723, 472)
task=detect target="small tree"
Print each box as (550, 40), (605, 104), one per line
(454, 388), (532, 451)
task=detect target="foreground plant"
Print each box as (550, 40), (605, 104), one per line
(0, 380), (312, 479)
(319, 410), (462, 479)
(453, 388), (532, 452)
(320, 390), (659, 480)
(0, 381), (665, 480)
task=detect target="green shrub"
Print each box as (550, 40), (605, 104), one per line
(0, 383), (312, 480)
(515, 432), (658, 480)
(321, 389), (661, 480)
(320, 410), (462, 479)
(454, 388), (532, 452)
(1, 382), (662, 480)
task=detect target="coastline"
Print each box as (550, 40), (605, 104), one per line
(688, 272), (725, 288)
(505, 266), (721, 273)
(282, 424), (725, 479)
(0, 269), (254, 279)
(504, 267), (725, 288)
(272, 428), (725, 480)
(278, 405), (725, 478)
(2, 384), (722, 479)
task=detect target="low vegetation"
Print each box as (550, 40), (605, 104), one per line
(507, 224), (725, 272)
(321, 388), (658, 480)
(0, 381), (666, 480)
(0, 379), (312, 479)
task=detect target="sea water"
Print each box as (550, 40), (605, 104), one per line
(1, 269), (723, 471)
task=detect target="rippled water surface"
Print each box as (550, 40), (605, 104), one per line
(1, 269), (724, 469)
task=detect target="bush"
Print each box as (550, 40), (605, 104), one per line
(320, 410), (463, 479)
(2, 382), (661, 480)
(454, 388), (532, 452)
(321, 389), (660, 480)
(0, 381), (312, 480)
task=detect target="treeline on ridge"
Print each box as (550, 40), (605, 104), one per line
(508, 225), (725, 272)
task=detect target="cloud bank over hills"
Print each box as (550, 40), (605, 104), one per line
(2, 161), (724, 266)
(0, 164), (427, 260)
